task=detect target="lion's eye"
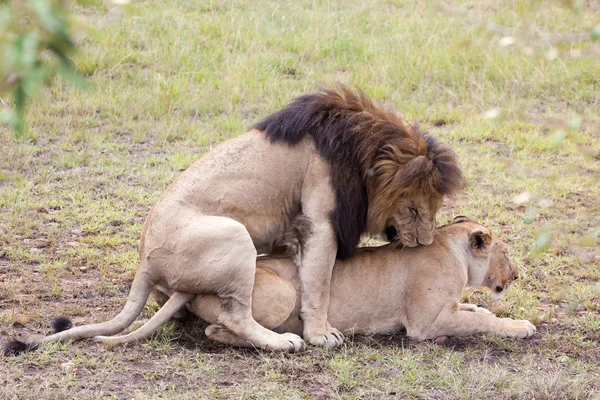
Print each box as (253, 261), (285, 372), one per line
(409, 208), (420, 219)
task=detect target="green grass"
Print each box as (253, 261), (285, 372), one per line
(1, 0), (599, 399)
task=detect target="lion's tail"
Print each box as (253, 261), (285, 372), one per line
(93, 291), (194, 346)
(4, 268), (154, 356)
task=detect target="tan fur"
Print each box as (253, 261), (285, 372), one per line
(34, 89), (462, 352)
(96, 217), (535, 348)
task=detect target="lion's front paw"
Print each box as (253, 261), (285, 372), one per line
(500, 318), (536, 338)
(278, 333), (307, 353)
(262, 332), (307, 353)
(460, 303), (493, 314)
(305, 327), (344, 349)
(472, 306), (493, 315)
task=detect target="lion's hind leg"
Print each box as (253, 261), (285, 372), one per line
(152, 287), (190, 320)
(168, 215), (305, 352)
(94, 292), (195, 346)
(193, 266), (299, 350)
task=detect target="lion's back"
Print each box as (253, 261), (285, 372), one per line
(142, 131), (327, 253)
(158, 131), (312, 211)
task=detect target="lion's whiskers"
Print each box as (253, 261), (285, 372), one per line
(390, 239), (404, 250)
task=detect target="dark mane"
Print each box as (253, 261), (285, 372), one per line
(253, 86), (463, 259)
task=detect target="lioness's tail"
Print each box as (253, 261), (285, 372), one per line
(4, 269), (154, 356)
(94, 292), (194, 346)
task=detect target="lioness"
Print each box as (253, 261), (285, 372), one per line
(7, 87), (464, 352)
(4, 216), (533, 354)
(91, 216), (534, 347)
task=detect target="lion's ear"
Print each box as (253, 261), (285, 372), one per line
(453, 215), (471, 223)
(469, 230), (492, 250)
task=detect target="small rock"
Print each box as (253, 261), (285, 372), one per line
(512, 192), (532, 205)
(61, 362), (74, 371)
(79, 266), (88, 272)
(67, 241), (80, 247)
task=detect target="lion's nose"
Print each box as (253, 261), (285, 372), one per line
(495, 286), (504, 293)
(385, 226), (398, 242)
(417, 236), (434, 246)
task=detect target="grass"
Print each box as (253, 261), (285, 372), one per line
(1, 0), (599, 398)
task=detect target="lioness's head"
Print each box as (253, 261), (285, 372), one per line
(366, 134), (464, 248)
(456, 216), (519, 297)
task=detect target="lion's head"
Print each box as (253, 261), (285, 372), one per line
(454, 216), (519, 297)
(365, 127), (464, 248)
(382, 192), (443, 247)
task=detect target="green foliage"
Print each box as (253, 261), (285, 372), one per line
(592, 24), (600, 41)
(0, 0), (88, 137)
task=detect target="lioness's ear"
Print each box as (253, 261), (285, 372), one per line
(453, 215), (470, 223)
(469, 230), (492, 250)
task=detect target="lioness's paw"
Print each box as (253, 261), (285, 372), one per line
(305, 327), (344, 349)
(473, 306), (493, 315)
(500, 318), (536, 338)
(460, 303), (493, 314)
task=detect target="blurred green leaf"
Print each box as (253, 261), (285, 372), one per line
(534, 227), (552, 256)
(524, 207), (538, 224)
(592, 25), (600, 41)
(30, 0), (62, 35)
(549, 130), (566, 149)
(568, 116), (582, 130)
(13, 84), (25, 111)
(0, 0), (90, 137)
(20, 32), (41, 69)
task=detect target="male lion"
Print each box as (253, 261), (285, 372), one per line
(6, 87), (464, 353)
(4, 216), (534, 354)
